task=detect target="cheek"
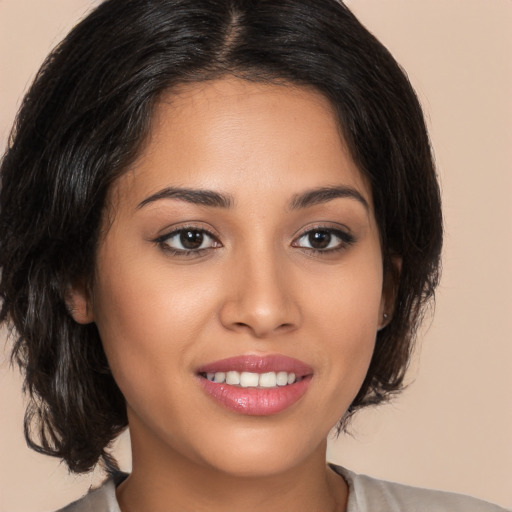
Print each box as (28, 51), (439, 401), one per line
(306, 253), (383, 402)
(309, 248), (384, 337)
(90, 243), (208, 388)
(90, 270), (195, 431)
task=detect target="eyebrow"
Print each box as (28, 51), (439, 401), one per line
(137, 187), (234, 209)
(289, 186), (369, 211)
(137, 184), (368, 212)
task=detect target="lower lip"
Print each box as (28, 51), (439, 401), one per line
(198, 376), (312, 416)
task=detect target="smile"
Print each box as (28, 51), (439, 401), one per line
(197, 355), (313, 415)
(201, 370), (300, 388)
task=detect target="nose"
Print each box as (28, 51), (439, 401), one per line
(219, 250), (301, 338)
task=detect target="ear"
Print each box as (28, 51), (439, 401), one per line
(378, 255), (402, 330)
(65, 280), (94, 324)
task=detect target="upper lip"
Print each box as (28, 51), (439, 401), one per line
(197, 354), (313, 377)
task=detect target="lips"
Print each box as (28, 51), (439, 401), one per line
(197, 355), (313, 416)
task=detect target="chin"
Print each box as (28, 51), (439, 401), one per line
(190, 423), (328, 479)
(203, 449), (304, 479)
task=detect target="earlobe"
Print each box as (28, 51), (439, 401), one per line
(378, 255), (402, 330)
(377, 304), (391, 331)
(377, 311), (389, 331)
(65, 282), (94, 324)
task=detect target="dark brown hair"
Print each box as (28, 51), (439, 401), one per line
(0, 0), (442, 473)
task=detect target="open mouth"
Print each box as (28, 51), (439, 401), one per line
(199, 370), (304, 388)
(196, 355), (313, 415)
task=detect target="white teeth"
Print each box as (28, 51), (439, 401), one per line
(214, 371), (226, 383)
(225, 371), (240, 385)
(240, 372), (260, 388)
(205, 370), (299, 388)
(259, 372), (277, 388)
(276, 371), (288, 386)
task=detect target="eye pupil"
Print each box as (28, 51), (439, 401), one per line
(309, 231), (331, 249)
(180, 230), (204, 249)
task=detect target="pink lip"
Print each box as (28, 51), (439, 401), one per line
(197, 354), (313, 376)
(197, 354), (313, 416)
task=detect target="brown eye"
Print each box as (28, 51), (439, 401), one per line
(307, 230), (331, 249)
(294, 227), (354, 252)
(180, 230), (205, 249)
(159, 228), (219, 253)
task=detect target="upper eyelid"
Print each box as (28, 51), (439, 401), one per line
(153, 223), (355, 247)
(155, 227), (221, 255)
(292, 225), (356, 248)
(293, 223), (353, 239)
(154, 224), (219, 242)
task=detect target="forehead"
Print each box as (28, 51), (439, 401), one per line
(111, 77), (371, 212)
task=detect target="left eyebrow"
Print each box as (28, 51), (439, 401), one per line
(137, 187), (234, 209)
(289, 186), (369, 211)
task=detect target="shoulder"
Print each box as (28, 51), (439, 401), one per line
(56, 473), (126, 512)
(330, 465), (509, 512)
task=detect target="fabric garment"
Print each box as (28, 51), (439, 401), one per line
(57, 464), (508, 512)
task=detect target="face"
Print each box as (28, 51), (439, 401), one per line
(73, 77), (388, 477)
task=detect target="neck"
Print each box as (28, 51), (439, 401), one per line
(116, 422), (347, 512)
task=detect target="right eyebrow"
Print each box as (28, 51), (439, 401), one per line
(137, 187), (234, 210)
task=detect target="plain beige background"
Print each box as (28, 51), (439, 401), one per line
(1, 1), (511, 511)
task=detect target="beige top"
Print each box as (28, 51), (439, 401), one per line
(57, 465), (509, 512)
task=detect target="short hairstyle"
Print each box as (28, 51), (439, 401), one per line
(0, 0), (442, 473)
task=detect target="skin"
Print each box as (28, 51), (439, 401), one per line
(70, 77), (390, 512)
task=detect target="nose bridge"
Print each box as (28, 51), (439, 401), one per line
(220, 239), (300, 337)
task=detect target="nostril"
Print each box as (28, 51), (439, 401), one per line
(276, 322), (295, 332)
(218, 289), (301, 337)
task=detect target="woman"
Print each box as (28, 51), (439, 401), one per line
(0, 1), (507, 511)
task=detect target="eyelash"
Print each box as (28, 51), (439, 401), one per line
(154, 225), (355, 257)
(154, 226), (221, 257)
(293, 226), (356, 254)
